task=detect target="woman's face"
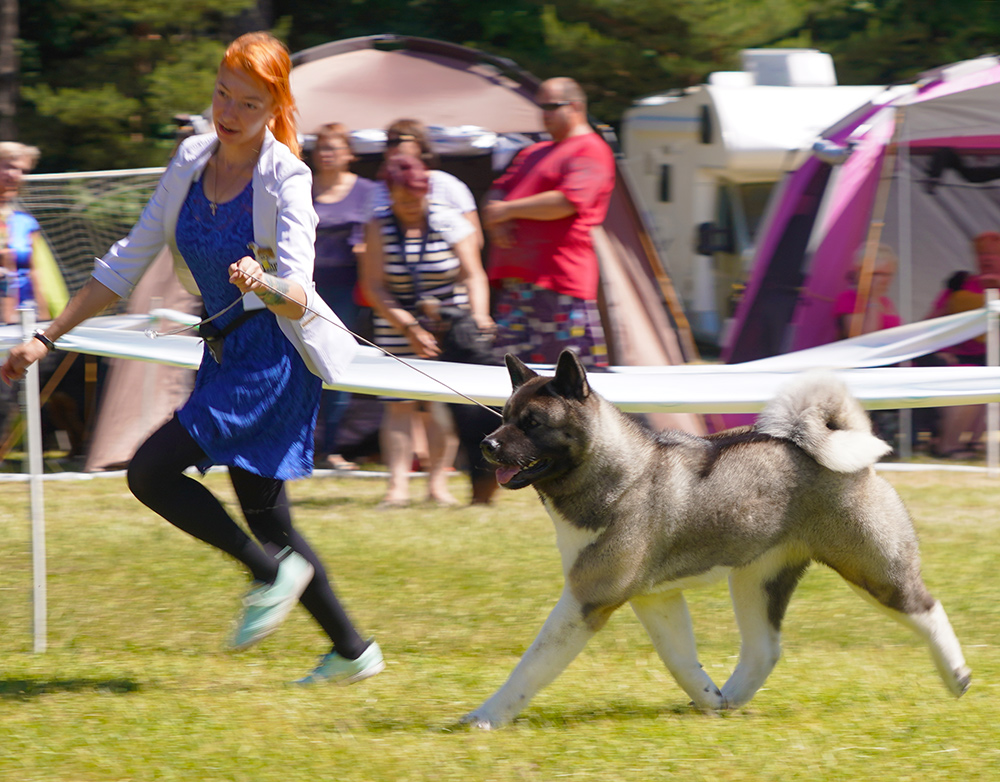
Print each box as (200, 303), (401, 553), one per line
(871, 261), (895, 296)
(313, 137), (353, 173)
(211, 65), (275, 152)
(0, 156), (31, 202)
(390, 185), (427, 224)
(977, 251), (1000, 278)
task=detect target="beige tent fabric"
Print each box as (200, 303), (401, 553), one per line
(292, 47), (544, 136)
(84, 247), (198, 471)
(595, 203), (706, 437)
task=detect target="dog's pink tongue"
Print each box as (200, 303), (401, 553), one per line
(495, 465), (521, 486)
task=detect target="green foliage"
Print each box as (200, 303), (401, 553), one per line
(13, 0), (1000, 171)
(793, 0), (1000, 84)
(0, 470), (998, 780)
(18, 0), (254, 171)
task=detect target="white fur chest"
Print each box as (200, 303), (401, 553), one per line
(541, 497), (603, 577)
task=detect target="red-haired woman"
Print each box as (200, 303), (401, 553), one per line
(1, 32), (382, 685)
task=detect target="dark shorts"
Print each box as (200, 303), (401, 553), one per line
(492, 281), (608, 368)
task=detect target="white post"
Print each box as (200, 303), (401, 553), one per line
(20, 305), (47, 652)
(987, 290), (999, 479)
(896, 112), (913, 460)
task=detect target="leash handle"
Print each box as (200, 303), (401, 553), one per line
(220, 267), (503, 418)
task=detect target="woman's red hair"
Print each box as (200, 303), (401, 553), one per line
(222, 32), (300, 158)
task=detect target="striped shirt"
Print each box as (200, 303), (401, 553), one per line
(372, 204), (475, 357)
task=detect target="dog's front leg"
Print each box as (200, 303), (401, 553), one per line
(630, 591), (725, 710)
(461, 589), (599, 729)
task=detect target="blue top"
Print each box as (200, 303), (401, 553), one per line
(5, 211), (40, 304)
(173, 177), (321, 480)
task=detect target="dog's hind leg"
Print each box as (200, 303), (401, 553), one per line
(460, 588), (606, 729)
(844, 583), (971, 697)
(721, 553), (810, 708)
(630, 591), (725, 710)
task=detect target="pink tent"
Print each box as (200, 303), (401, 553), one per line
(724, 55), (1000, 364)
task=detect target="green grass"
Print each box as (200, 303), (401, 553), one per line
(1, 470), (998, 781)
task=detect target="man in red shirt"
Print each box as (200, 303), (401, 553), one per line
(484, 77), (616, 367)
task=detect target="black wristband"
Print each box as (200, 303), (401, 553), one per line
(33, 331), (56, 351)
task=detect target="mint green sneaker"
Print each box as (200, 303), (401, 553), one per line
(295, 640), (385, 685)
(228, 548), (314, 651)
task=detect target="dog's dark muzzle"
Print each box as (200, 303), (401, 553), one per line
(480, 435), (501, 462)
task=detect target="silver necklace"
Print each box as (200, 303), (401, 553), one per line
(209, 160), (219, 216)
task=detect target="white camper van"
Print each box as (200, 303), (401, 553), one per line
(621, 49), (883, 347)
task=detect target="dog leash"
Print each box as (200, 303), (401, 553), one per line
(145, 268), (503, 418)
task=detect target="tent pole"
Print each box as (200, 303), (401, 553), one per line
(850, 107), (905, 339)
(896, 109), (914, 460)
(614, 161), (700, 362)
(987, 289), (999, 479)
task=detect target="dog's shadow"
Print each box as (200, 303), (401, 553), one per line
(433, 700), (728, 732)
(0, 678), (141, 700)
(524, 700), (719, 726)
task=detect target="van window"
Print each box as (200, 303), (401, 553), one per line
(717, 181), (774, 257)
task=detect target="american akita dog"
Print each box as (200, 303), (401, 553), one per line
(461, 350), (971, 729)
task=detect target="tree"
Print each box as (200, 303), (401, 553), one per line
(0, 0), (16, 139)
(19, 0), (259, 171)
(15, 0), (1000, 171)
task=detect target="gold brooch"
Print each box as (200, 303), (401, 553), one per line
(246, 242), (276, 272)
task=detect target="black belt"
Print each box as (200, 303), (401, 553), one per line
(197, 307), (266, 364)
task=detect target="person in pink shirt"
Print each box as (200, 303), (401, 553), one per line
(833, 243), (901, 340)
(926, 231), (1000, 458)
(483, 77), (616, 368)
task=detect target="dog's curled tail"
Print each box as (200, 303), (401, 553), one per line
(755, 371), (891, 473)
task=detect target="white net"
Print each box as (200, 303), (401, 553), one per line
(19, 168), (165, 308)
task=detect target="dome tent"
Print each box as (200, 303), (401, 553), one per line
(287, 34), (702, 437)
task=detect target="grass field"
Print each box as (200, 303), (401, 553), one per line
(1, 468), (998, 781)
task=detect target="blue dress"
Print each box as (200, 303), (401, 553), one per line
(173, 177), (321, 480)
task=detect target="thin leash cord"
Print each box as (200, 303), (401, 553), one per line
(146, 270), (503, 419)
(144, 297), (242, 337)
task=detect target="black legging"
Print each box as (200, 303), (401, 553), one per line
(127, 414), (366, 659)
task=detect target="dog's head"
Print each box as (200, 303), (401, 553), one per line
(481, 349), (595, 491)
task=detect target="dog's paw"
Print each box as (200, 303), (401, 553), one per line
(952, 666), (972, 698)
(459, 710), (503, 730)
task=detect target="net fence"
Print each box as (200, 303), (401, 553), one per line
(19, 168), (165, 310)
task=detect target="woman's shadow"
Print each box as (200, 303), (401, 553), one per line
(0, 677), (140, 700)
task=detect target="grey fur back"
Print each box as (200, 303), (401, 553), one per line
(755, 371), (891, 473)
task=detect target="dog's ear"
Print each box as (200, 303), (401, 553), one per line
(505, 353), (538, 389)
(550, 350), (590, 401)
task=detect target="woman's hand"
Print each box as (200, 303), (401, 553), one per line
(228, 256), (306, 318)
(1, 336), (50, 385)
(229, 256), (267, 295)
(404, 323), (441, 359)
(473, 312), (495, 333)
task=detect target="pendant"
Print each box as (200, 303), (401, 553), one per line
(210, 201), (217, 217)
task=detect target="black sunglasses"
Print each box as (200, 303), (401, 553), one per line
(538, 101), (574, 111)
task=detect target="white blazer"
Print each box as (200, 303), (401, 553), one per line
(93, 128), (318, 310)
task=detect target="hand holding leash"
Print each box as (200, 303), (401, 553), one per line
(222, 266), (500, 417)
(228, 256), (266, 296)
(0, 336), (48, 385)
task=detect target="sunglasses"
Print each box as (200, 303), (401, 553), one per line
(539, 101), (574, 111)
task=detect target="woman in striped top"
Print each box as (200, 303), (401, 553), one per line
(361, 154), (492, 506)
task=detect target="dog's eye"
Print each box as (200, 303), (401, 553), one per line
(521, 413), (539, 431)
